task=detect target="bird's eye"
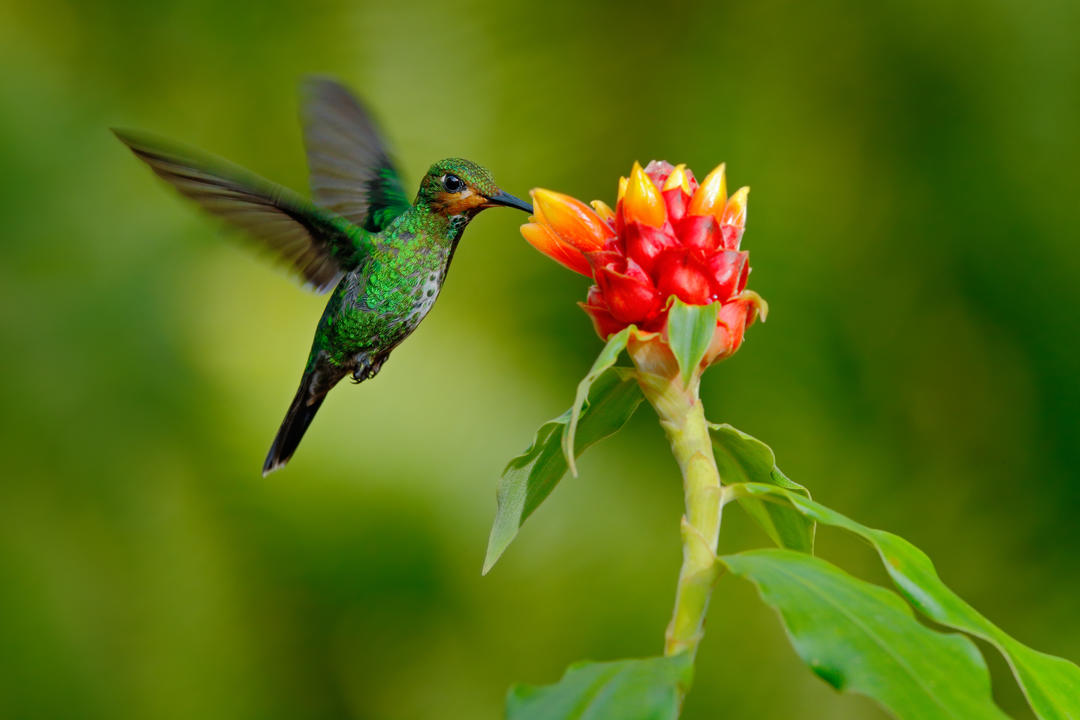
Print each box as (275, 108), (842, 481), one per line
(442, 174), (465, 193)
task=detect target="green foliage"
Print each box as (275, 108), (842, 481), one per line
(562, 326), (634, 476)
(732, 482), (1080, 720)
(506, 654), (694, 720)
(484, 367), (642, 573)
(722, 549), (1009, 719)
(709, 423), (814, 553)
(503, 369), (1080, 718)
(664, 298), (718, 387)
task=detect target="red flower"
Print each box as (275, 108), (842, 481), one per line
(521, 160), (766, 376)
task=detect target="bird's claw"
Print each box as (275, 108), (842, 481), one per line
(352, 354), (386, 383)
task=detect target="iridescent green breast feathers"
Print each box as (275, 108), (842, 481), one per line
(114, 77), (532, 475)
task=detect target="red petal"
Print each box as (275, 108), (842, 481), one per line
(603, 233), (624, 253)
(663, 187), (689, 223)
(590, 252), (662, 323)
(702, 300), (752, 365)
(639, 311), (669, 333)
(705, 323), (736, 365)
(579, 285), (626, 339)
(624, 221), (678, 273)
(720, 223), (743, 251)
(676, 214), (722, 252)
(707, 250), (749, 301)
(719, 298), (752, 333)
(653, 248), (713, 306)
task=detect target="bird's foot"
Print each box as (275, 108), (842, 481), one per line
(352, 353), (387, 383)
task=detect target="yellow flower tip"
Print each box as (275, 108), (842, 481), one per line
(617, 176), (628, 203)
(722, 186), (749, 227)
(623, 161), (666, 227)
(527, 189), (547, 225)
(590, 199), (616, 224)
(687, 162), (727, 218)
(531, 187), (562, 212)
(532, 187), (609, 251)
(662, 163), (692, 195)
(519, 221), (546, 243)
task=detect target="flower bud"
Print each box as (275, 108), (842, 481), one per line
(519, 160), (762, 378)
(722, 187), (749, 228)
(621, 162), (667, 228)
(687, 163), (727, 220)
(532, 189), (611, 252)
(521, 222), (592, 276)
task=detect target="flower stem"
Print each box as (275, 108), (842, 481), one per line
(636, 371), (724, 659)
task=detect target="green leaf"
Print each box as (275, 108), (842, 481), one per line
(709, 423), (815, 552)
(722, 549), (1010, 720)
(563, 326), (634, 477)
(484, 368), (643, 574)
(665, 298), (718, 386)
(734, 483), (1080, 720)
(506, 653), (694, 720)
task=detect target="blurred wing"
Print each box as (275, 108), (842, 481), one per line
(114, 128), (371, 292)
(300, 77), (411, 232)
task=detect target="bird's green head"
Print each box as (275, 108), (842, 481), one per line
(416, 158), (532, 218)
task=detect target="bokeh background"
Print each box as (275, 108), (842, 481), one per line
(2, 0), (1078, 718)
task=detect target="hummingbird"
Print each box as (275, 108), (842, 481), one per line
(114, 78), (532, 475)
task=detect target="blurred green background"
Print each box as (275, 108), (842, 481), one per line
(2, 0), (1078, 717)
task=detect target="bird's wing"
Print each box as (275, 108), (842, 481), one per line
(300, 77), (411, 233)
(114, 128), (372, 293)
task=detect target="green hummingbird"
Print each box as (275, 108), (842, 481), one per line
(114, 78), (532, 475)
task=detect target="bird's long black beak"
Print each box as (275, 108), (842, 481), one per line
(484, 189), (533, 213)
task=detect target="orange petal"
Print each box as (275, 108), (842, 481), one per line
(662, 163), (692, 195)
(590, 199), (616, 224)
(617, 176), (628, 203)
(622, 161), (666, 228)
(687, 162), (727, 219)
(532, 189), (610, 252)
(722, 186), (749, 227)
(520, 222), (593, 277)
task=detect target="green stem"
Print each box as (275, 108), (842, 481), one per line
(636, 371), (724, 659)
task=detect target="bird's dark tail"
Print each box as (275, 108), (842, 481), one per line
(263, 371), (333, 476)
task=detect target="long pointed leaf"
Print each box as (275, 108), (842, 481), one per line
(484, 368), (643, 574)
(734, 482), (1080, 720)
(722, 549), (1010, 720)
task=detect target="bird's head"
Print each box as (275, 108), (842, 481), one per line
(417, 158), (532, 220)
